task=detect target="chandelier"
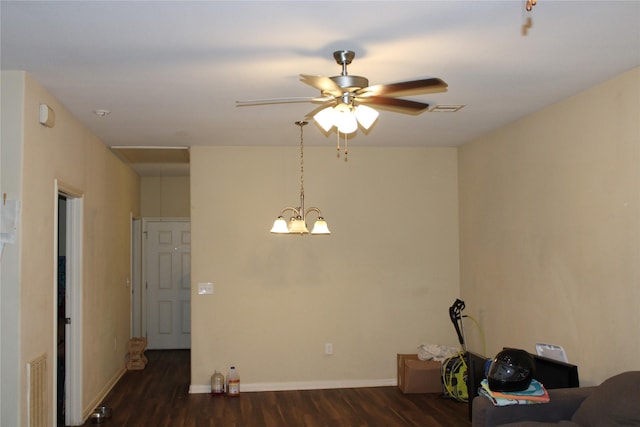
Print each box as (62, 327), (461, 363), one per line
(270, 121), (331, 235)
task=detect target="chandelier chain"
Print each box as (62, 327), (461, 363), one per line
(297, 121), (305, 198)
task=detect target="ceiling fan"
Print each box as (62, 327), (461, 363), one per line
(236, 50), (448, 134)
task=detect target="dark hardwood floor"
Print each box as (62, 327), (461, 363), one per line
(81, 350), (470, 427)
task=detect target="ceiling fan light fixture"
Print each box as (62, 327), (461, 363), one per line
(314, 102), (379, 134)
(354, 104), (379, 130)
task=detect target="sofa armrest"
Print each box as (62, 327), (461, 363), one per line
(472, 386), (596, 427)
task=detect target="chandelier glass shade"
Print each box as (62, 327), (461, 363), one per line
(270, 121), (331, 235)
(313, 103), (379, 134)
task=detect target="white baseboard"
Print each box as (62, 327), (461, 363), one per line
(83, 366), (126, 420)
(189, 378), (397, 394)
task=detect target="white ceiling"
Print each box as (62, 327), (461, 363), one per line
(2, 1), (639, 175)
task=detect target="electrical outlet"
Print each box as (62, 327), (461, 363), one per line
(325, 343), (333, 355)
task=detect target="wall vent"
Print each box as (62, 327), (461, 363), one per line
(27, 354), (47, 427)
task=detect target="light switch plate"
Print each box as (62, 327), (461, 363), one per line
(198, 282), (214, 295)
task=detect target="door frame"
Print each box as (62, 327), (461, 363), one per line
(139, 217), (190, 341)
(54, 180), (83, 426)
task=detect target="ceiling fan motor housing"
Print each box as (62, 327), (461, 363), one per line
(329, 75), (369, 93)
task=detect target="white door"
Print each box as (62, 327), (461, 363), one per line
(131, 218), (142, 337)
(145, 220), (191, 349)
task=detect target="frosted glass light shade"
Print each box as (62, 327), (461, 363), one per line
(335, 110), (358, 134)
(310, 218), (331, 235)
(270, 217), (289, 233)
(313, 107), (336, 132)
(354, 104), (379, 130)
(288, 218), (309, 234)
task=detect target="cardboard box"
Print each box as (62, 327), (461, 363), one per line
(397, 354), (443, 394)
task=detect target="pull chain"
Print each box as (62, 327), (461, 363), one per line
(344, 133), (348, 162)
(336, 131), (349, 162)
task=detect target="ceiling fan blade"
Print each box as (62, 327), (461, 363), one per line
(300, 74), (343, 96)
(357, 78), (448, 97)
(235, 96), (330, 107)
(356, 96), (430, 114)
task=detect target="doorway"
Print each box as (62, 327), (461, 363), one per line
(131, 218), (142, 338)
(56, 195), (66, 426)
(142, 219), (191, 349)
(55, 183), (83, 426)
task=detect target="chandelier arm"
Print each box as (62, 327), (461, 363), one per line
(279, 207), (302, 217)
(304, 206), (324, 219)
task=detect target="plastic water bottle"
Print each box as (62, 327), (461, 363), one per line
(211, 370), (225, 396)
(227, 366), (240, 397)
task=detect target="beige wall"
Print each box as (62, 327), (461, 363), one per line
(190, 145), (460, 389)
(141, 176), (190, 218)
(3, 72), (141, 425)
(459, 67), (640, 385)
